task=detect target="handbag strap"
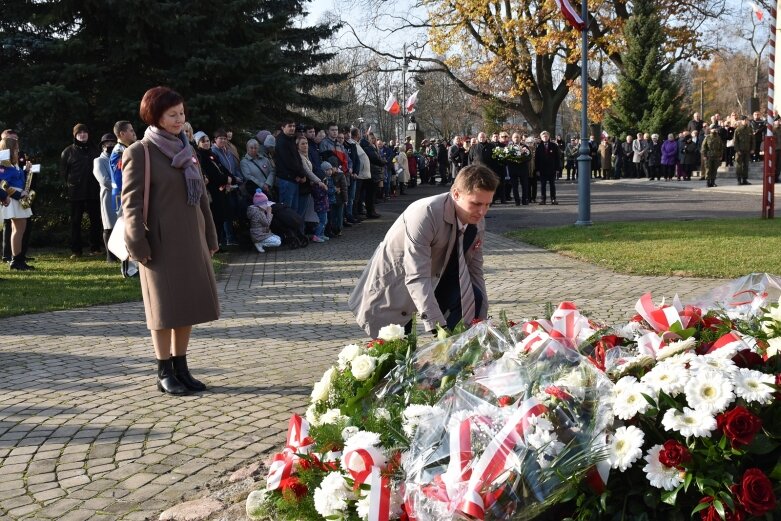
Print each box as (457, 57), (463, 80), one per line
(141, 140), (150, 224)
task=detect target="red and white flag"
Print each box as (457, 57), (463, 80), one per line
(405, 90), (419, 114)
(555, 0), (586, 31)
(749, 1), (764, 22)
(384, 93), (400, 115)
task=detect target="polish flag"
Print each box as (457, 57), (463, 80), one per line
(749, 1), (764, 22)
(555, 0), (586, 31)
(384, 94), (400, 115)
(405, 90), (419, 114)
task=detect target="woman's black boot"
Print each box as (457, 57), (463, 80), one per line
(171, 355), (206, 392)
(157, 358), (189, 395)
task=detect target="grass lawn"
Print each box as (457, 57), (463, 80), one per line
(0, 250), (225, 318)
(507, 218), (781, 279)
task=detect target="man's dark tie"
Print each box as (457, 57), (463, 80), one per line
(458, 225), (476, 324)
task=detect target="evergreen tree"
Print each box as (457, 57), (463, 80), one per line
(0, 0), (344, 157)
(604, 0), (687, 138)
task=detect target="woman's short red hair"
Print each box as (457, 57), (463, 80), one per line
(139, 86), (185, 126)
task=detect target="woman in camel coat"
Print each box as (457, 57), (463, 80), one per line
(122, 86), (219, 396)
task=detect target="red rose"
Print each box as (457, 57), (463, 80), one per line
(716, 406), (762, 448)
(731, 350), (764, 369)
(698, 496), (745, 521)
(280, 476), (308, 500)
(737, 468), (777, 516)
(776, 373), (781, 399)
(497, 395), (514, 407)
(658, 440), (691, 470)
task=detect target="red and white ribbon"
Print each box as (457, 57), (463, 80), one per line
(343, 445), (386, 490)
(455, 399), (548, 520)
(368, 466), (391, 521)
(706, 331), (752, 355)
(266, 415), (314, 490)
(520, 302), (595, 353)
(635, 293), (687, 332)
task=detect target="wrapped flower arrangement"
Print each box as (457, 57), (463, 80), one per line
(250, 275), (781, 521)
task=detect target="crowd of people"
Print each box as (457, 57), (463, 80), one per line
(3, 107), (780, 274)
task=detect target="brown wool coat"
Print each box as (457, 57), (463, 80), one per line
(121, 140), (220, 330)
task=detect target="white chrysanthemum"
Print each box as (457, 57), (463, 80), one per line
(611, 355), (656, 377)
(661, 407), (717, 438)
(684, 371), (734, 414)
(767, 337), (781, 358)
(305, 403), (319, 426)
(375, 407), (391, 421)
(608, 426), (645, 472)
(402, 404), (442, 438)
(641, 363), (688, 397)
(612, 377), (653, 420)
(337, 343), (363, 370)
(733, 368), (775, 404)
(643, 444), (684, 491)
(527, 427), (564, 468)
(311, 367), (335, 403)
(319, 408), (348, 425)
(656, 337), (696, 360)
(341, 426), (359, 441)
(377, 324), (406, 341)
(344, 430), (382, 452)
(313, 472), (351, 518)
(689, 355), (737, 377)
(355, 490), (371, 521)
(661, 351), (696, 368)
(350, 354), (377, 381)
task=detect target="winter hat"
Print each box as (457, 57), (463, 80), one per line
(253, 188), (274, 207)
(256, 130), (271, 144)
(320, 161), (334, 173)
(193, 131), (208, 144)
(100, 133), (116, 147)
(73, 123), (89, 137)
(263, 135), (276, 149)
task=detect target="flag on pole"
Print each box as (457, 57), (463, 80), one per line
(554, 0), (586, 31)
(749, 1), (764, 22)
(384, 94), (400, 115)
(404, 90), (419, 114)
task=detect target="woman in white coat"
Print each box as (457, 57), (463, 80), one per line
(93, 133), (118, 262)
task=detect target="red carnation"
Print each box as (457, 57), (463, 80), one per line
(716, 406), (762, 448)
(368, 338), (385, 348)
(737, 468), (777, 516)
(658, 440), (691, 470)
(280, 476), (308, 500)
(544, 385), (573, 401)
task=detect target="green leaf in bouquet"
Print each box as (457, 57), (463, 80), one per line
(747, 432), (779, 455)
(718, 434), (728, 450)
(661, 484), (683, 506)
(690, 501), (712, 516)
(668, 321), (697, 339)
(683, 471), (693, 492)
(769, 456), (781, 480)
(694, 475), (719, 495)
(713, 498), (725, 520)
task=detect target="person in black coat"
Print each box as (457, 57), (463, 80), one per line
(534, 131), (561, 205)
(60, 123), (102, 258)
(194, 132), (231, 246)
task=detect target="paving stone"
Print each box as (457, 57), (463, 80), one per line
(159, 498), (224, 521)
(0, 183), (733, 520)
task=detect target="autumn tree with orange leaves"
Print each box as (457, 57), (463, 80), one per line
(347, 0), (727, 133)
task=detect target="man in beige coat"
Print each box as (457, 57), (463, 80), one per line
(348, 164), (499, 337)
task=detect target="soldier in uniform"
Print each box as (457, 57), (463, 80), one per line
(701, 126), (724, 188)
(732, 117), (752, 186)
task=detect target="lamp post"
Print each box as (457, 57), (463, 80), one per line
(402, 43), (409, 144)
(575, 0), (592, 226)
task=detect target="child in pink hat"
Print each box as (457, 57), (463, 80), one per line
(247, 189), (282, 253)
